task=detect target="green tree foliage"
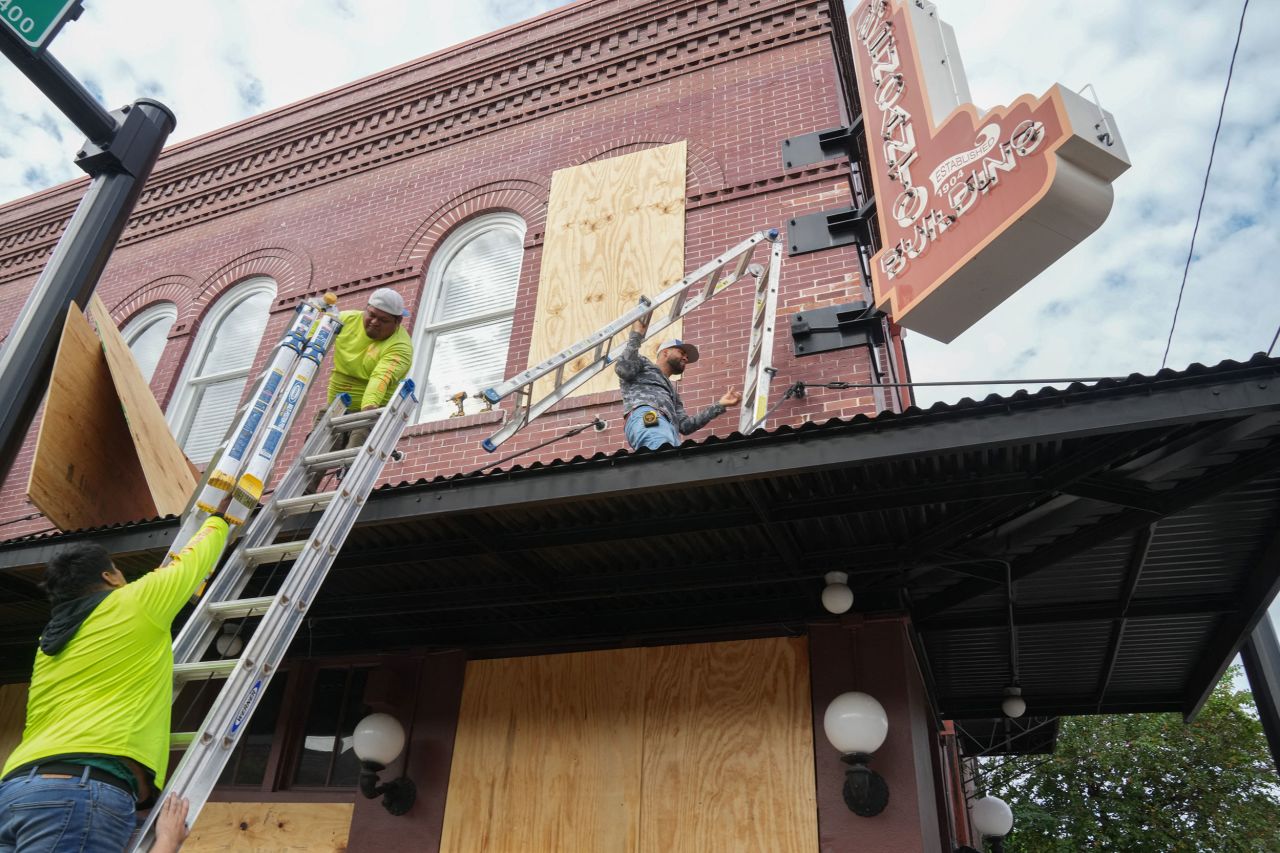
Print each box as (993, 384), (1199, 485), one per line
(980, 668), (1280, 852)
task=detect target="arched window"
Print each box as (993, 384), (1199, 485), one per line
(121, 302), (177, 383)
(414, 213), (525, 422)
(168, 277), (276, 463)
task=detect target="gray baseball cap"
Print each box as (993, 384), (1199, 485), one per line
(367, 287), (408, 318)
(658, 338), (699, 363)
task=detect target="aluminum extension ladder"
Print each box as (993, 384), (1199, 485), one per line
(479, 228), (783, 451)
(738, 237), (783, 434)
(128, 382), (417, 851)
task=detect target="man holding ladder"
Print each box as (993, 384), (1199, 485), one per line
(615, 313), (740, 451)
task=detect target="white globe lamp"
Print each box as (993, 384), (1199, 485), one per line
(823, 691), (890, 816)
(821, 571), (854, 614)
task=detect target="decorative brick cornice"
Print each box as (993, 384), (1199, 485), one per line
(0, 0), (836, 285)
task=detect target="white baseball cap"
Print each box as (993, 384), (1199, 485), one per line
(367, 287), (408, 318)
(659, 338), (699, 363)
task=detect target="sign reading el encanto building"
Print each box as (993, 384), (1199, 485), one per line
(851, 0), (1131, 342)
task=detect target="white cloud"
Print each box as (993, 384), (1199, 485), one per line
(904, 0), (1280, 404)
(0, 0), (1277, 406)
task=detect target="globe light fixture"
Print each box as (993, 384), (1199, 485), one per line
(352, 712), (416, 816)
(1001, 685), (1025, 718)
(971, 794), (1014, 852)
(821, 571), (854, 614)
(822, 691), (889, 816)
(214, 623), (243, 658)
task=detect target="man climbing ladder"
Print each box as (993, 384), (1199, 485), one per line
(326, 287), (415, 447)
(0, 516), (229, 853)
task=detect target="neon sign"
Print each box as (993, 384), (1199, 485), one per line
(851, 0), (1130, 342)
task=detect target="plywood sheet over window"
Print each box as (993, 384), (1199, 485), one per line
(439, 638), (817, 853)
(529, 142), (687, 401)
(183, 802), (354, 852)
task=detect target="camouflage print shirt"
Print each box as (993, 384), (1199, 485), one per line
(614, 332), (725, 435)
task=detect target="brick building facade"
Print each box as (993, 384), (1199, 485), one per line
(0, 0), (902, 541)
(0, 1), (1015, 851)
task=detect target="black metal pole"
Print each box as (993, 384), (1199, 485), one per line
(0, 28), (116, 143)
(0, 25), (177, 483)
(0, 97), (176, 482)
(1241, 611), (1280, 775)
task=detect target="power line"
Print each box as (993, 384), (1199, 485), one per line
(1268, 322), (1279, 357)
(1161, 0), (1251, 370)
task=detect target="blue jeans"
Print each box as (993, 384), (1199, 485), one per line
(624, 406), (680, 450)
(0, 768), (136, 853)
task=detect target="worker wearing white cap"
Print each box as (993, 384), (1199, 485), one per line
(326, 287), (414, 445)
(614, 313), (740, 450)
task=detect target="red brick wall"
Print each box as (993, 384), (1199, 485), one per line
(0, 0), (901, 539)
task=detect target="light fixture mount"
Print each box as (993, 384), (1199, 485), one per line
(840, 753), (889, 817)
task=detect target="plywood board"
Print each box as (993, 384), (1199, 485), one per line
(529, 143), (686, 401)
(639, 638), (818, 853)
(0, 682), (29, 769)
(27, 305), (157, 530)
(439, 648), (645, 853)
(87, 295), (196, 514)
(183, 802), (353, 852)
(440, 638), (817, 853)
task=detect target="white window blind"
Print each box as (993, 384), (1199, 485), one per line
(168, 279), (275, 464)
(415, 214), (525, 422)
(122, 302), (177, 382)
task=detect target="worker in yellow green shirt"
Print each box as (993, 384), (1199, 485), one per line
(0, 515), (230, 853)
(326, 287), (414, 447)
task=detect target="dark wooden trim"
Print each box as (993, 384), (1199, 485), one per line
(346, 650), (467, 853)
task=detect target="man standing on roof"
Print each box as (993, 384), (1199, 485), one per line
(0, 516), (230, 852)
(614, 313), (741, 451)
(327, 287), (415, 446)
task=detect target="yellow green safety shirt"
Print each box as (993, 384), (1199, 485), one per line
(326, 310), (414, 410)
(2, 517), (230, 787)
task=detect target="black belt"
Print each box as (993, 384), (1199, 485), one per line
(2, 761), (135, 798)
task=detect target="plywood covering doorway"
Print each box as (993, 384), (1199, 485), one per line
(439, 637), (818, 853)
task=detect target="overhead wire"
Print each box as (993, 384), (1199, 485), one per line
(1160, 0), (1251, 370)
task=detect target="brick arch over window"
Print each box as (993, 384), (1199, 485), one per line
(397, 179), (549, 268)
(107, 274), (196, 329)
(185, 246), (313, 335)
(573, 136), (725, 196)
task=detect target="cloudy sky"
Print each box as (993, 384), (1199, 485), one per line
(0, 0), (1277, 407)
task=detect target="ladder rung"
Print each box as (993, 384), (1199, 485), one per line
(275, 491), (336, 516)
(170, 732), (197, 750)
(173, 659), (239, 682)
(206, 596), (276, 620)
(303, 447), (360, 469)
(331, 408), (383, 429)
(242, 539), (308, 564)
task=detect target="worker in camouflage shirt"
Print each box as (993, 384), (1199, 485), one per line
(614, 314), (740, 450)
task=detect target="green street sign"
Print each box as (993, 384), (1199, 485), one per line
(0, 0), (82, 52)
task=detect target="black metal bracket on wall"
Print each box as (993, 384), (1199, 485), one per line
(786, 199), (878, 257)
(781, 116), (863, 169)
(790, 301), (886, 357)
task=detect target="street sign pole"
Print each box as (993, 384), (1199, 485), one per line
(0, 24), (176, 482)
